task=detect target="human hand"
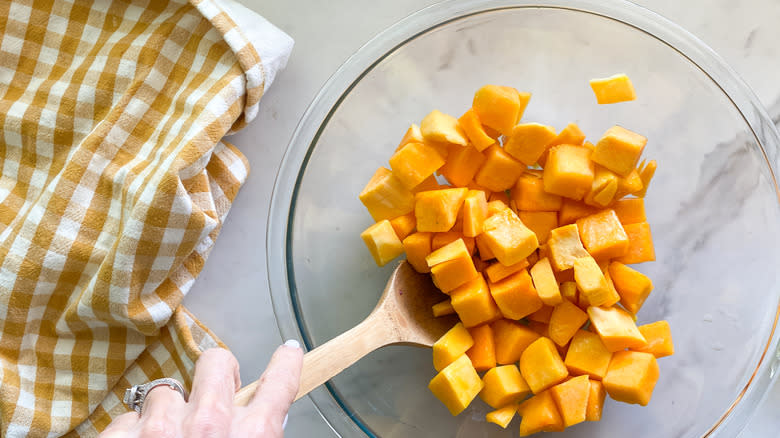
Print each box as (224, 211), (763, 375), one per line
(101, 341), (303, 438)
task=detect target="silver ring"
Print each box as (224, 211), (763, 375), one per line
(123, 378), (188, 414)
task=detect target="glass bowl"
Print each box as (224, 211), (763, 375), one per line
(267, 0), (780, 436)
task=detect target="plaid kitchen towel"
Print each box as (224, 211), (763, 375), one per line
(0, 0), (293, 436)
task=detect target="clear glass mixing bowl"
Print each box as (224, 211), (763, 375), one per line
(267, 0), (780, 436)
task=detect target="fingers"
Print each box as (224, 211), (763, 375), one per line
(138, 385), (186, 438)
(184, 348), (239, 438)
(249, 341), (303, 423)
(99, 412), (138, 436)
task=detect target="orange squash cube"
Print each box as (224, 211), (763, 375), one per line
(538, 122), (586, 166)
(421, 109), (468, 146)
(484, 259), (529, 283)
(513, 173), (563, 212)
(615, 168), (644, 199)
(480, 365), (532, 408)
(587, 306), (647, 352)
(614, 221), (655, 264)
(432, 299), (455, 317)
(360, 220), (404, 266)
(431, 256), (480, 293)
(634, 320), (674, 358)
(389, 142), (446, 190)
(489, 191), (511, 206)
(472, 85), (530, 135)
(529, 257), (562, 306)
(485, 404), (517, 429)
(491, 319), (541, 364)
(475, 234), (496, 261)
(488, 269), (543, 320)
(543, 145), (595, 201)
(359, 167), (415, 221)
(466, 324), (497, 372)
(396, 123), (424, 151)
(473, 145), (526, 192)
(402, 232), (432, 273)
(547, 224), (590, 272)
(518, 390), (565, 436)
(439, 144), (486, 187)
(550, 374), (590, 428)
(481, 209), (539, 266)
(431, 232), (475, 254)
(433, 323), (474, 371)
(549, 300), (589, 347)
(504, 123), (558, 165)
(520, 337), (569, 394)
(609, 261), (653, 314)
(576, 209), (630, 260)
(426, 238), (470, 267)
(603, 351), (659, 406)
(583, 165), (619, 207)
(458, 108), (496, 152)
(412, 174), (446, 193)
(592, 126), (647, 176)
(589, 74), (637, 104)
(528, 305), (553, 324)
(559, 199), (601, 226)
(389, 213), (416, 241)
(564, 330), (613, 380)
(636, 159), (657, 198)
(462, 190), (488, 238)
(428, 354), (483, 415)
(574, 256), (620, 307)
(585, 379), (607, 421)
(414, 188), (469, 232)
(612, 198), (647, 224)
(451, 275), (502, 327)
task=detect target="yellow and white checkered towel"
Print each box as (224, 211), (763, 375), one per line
(0, 0), (292, 436)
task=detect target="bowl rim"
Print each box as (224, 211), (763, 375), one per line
(266, 0), (780, 436)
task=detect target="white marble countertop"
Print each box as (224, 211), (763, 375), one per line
(183, 0), (780, 436)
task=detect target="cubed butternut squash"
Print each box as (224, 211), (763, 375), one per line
(574, 256), (620, 307)
(613, 221), (655, 264)
(547, 224), (590, 272)
(485, 404), (517, 429)
(359, 167), (415, 221)
(428, 354), (483, 415)
(484, 259), (529, 283)
(549, 300), (589, 347)
(397, 123), (424, 151)
(576, 209), (630, 260)
(612, 198), (647, 224)
(491, 319), (541, 364)
(426, 238), (470, 267)
(462, 190), (488, 238)
(636, 159), (657, 198)
(603, 351), (659, 406)
(559, 199), (601, 226)
(529, 257), (562, 306)
(550, 374), (590, 428)
(475, 234), (496, 261)
(564, 330), (613, 380)
(592, 126), (647, 176)
(439, 144), (486, 187)
(560, 281), (578, 303)
(504, 123), (558, 165)
(518, 390), (565, 436)
(543, 145), (595, 200)
(458, 108), (496, 151)
(431, 256), (480, 293)
(480, 364), (531, 408)
(585, 379), (607, 421)
(402, 232), (432, 273)
(432, 299), (455, 317)
(361, 220), (404, 266)
(519, 211), (558, 244)
(472, 85), (530, 135)
(450, 275), (502, 327)
(473, 145), (526, 192)
(528, 305), (554, 324)
(421, 109), (468, 146)
(615, 168), (644, 199)
(389, 142), (446, 190)
(433, 323), (474, 371)
(520, 337), (569, 394)
(514, 173), (563, 212)
(431, 232), (475, 254)
(587, 306), (647, 352)
(415, 188), (469, 232)
(482, 209), (539, 266)
(584, 165), (619, 207)
(488, 269), (544, 320)
(634, 320), (674, 358)
(589, 74), (637, 104)
(466, 324), (497, 372)
(389, 212), (416, 241)
(538, 122), (586, 166)
(608, 261), (653, 314)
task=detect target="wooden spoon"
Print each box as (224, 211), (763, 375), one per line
(233, 261), (457, 405)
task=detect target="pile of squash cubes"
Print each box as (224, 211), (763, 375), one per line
(359, 78), (674, 436)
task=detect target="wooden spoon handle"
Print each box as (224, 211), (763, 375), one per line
(234, 314), (394, 406)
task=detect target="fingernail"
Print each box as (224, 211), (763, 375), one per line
(282, 413), (289, 430)
(283, 339), (300, 349)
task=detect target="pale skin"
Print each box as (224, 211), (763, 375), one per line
(100, 343), (303, 438)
